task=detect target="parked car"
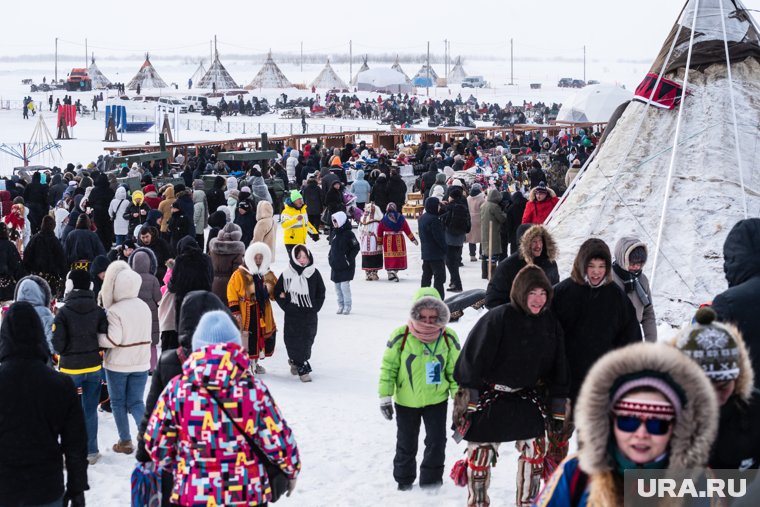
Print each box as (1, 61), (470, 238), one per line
(158, 97), (188, 114)
(558, 77), (574, 88)
(571, 79), (586, 88)
(587, 79), (600, 85)
(462, 76), (486, 88)
(182, 95), (208, 112)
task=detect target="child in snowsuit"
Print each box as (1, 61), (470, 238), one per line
(274, 244), (325, 382)
(328, 211), (360, 315)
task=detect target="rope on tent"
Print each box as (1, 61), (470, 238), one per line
(588, 8), (687, 237)
(650, 0), (701, 295)
(718, 0), (749, 219)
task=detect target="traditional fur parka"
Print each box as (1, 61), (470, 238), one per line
(208, 223), (245, 305)
(536, 343), (719, 506)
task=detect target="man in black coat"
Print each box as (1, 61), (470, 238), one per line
(23, 171), (49, 234)
(485, 224), (560, 309)
(301, 177), (324, 232)
(167, 236), (213, 336)
(135, 291), (231, 506)
(387, 170), (408, 212)
(0, 302), (88, 506)
(418, 197), (447, 299)
(87, 173), (115, 249)
(370, 173), (390, 212)
(712, 218), (760, 388)
(421, 163), (439, 200)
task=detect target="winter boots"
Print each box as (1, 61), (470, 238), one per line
(466, 444), (497, 507)
(365, 270), (380, 281)
(112, 440), (134, 455)
(337, 305), (344, 314)
(342, 305), (351, 315)
(289, 359), (299, 376)
(516, 438), (545, 506)
(290, 360), (313, 382)
(388, 271), (399, 282)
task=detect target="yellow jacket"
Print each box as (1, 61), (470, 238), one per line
(227, 267), (277, 339)
(281, 203), (318, 245)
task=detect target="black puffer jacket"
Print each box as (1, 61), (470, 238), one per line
(205, 176), (226, 214)
(328, 219), (360, 283)
(52, 289), (108, 373)
(418, 198), (447, 261)
(64, 228), (106, 266)
(0, 302), (88, 505)
(712, 218), (760, 387)
(301, 179), (324, 216)
(387, 173), (408, 212)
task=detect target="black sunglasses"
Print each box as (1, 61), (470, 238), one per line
(615, 415), (672, 436)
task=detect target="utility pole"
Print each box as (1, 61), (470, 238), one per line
(426, 41), (430, 96)
(214, 35), (217, 59)
(300, 41), (303, 72)
(349, 40), (353, 84)
(85, 38), (88, 68)
(510, 38), (514, 85)
(55, 37), (58, 83)
(444, 39), (448, 77)
(583, 45), (586, 82)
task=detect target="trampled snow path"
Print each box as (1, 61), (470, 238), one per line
(86, 221), (547, 506)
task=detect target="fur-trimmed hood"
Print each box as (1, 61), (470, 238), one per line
(576, 343), (718, 477)
(518, 224), (557, 264)
(670, 320), (754, 403)
(570, 237), (613, 285)
(409, 287), (450, 327)
(244, 242), (272, 275)
(527, 185), (557, 202)
(209, 223), (245, 257)
(100, 260), (143, 309)
(510, 265), (553, 315)
(128, 246), (158, 276)
(614, 236), (647, 272)
(14, 275), (52, 308)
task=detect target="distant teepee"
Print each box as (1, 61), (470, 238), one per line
(245, 52), (292, 89)
(448, 56), (467, 84)
(351, 55), (370, 86)
(413, 63), (439, 83)
(310, 59), (348, 89)
(189, 60), (207, 86)
(88, 54), (111, 89)
(390, 55), (411, 83)
(127, 53), (167, 90)
(197, 41), (239, 89)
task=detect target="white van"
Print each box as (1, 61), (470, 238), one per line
(158, 97), (188, 114)
(182, 95), (208, 112)
(462, 76), (487, 88)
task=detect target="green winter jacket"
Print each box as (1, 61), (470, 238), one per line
(378, 288), (461, 408)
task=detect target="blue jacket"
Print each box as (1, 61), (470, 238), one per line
(350, 170), (371, 204)
(533, 455), (588, 507)
(418, 198), (447, 261)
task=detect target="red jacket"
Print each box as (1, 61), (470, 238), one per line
(522, 187), (558, 225)
(142, 185), (162, 209)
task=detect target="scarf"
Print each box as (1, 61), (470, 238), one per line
(613, 262), (651, 307)
(252, 273), (268, 307)
(407, 319), (444, 344)
(283, 260), (316, 308)
(381, 211), (405, 232)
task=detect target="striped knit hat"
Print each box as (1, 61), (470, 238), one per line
(610, 375), (683, 421)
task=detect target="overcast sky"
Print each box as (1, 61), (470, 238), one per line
(5, 0), (760, 61)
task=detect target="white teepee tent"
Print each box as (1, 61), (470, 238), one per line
(412, 63), (439, 86)
(390, 55), (411, 83)
(127, 53), (167, 90)
(546, 0), (760, 323)
(245, 52), (292, 89)
(197, 51), (239, 89)
(351, 56), (369, 86)
(189, 60), (207, 87)
(447, 56), (467, 84)
(88, 55), (111, 89)
(310, 59), (348, 90)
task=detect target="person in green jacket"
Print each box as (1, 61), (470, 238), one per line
(378, 287), (460, 491)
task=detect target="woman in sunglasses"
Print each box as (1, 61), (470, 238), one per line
(535, 342), (719, 506)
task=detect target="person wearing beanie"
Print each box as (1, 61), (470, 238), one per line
(281, 189), (318, 257)
(673, 307), (760, 470)
(612, 237), (657, 343)
(329, 211), (360, 314)
(378, 288), (460, 491)
(98, 260), (152, 455)
(234, 199), (256, 247)
(274, 245), (325, 382)
(53, 268), (108, 464)
(0, 302), (89, 507)
(88, 254), (110, 299)
(537, 342), (719, 506)
(454, 266), (568, 506)
(228, 242), (278, 374)
(144, 315), (300, 507)
(521, 181), (558, 225)
(549, 238), (642, 464)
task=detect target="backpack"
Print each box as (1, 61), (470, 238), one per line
(444, 201), (471, 236)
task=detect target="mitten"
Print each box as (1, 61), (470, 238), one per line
(380, 396), (394, 420)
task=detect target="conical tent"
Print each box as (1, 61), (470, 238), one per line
(127, 53), (167, 90)
(556, 84), (633, 123)
(310, 59), (348, 90)
(412, 63), (439, 86)
(189, 60), (207, 86)
(245, 52), (292, 89)
(390, 55), (411, 83)
(351, 56), (369, 86)
(546, 0), (760, 323)
(197, 52), (239, 89)
(88, 55), (111, 89)
(447, 56), (467, 84)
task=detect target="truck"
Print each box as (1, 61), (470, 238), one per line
(66, 68), (92, 91)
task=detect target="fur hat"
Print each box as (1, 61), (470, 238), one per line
(66, 269), (93, 292)
(518, 224), (557, 264)
(570, 238), (612, 285)
(510, 265), (553, 315)
(409, 287), (450, 327)
(245, 242), (272, 276)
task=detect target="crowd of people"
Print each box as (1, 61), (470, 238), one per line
(0, 128), (757, 507)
